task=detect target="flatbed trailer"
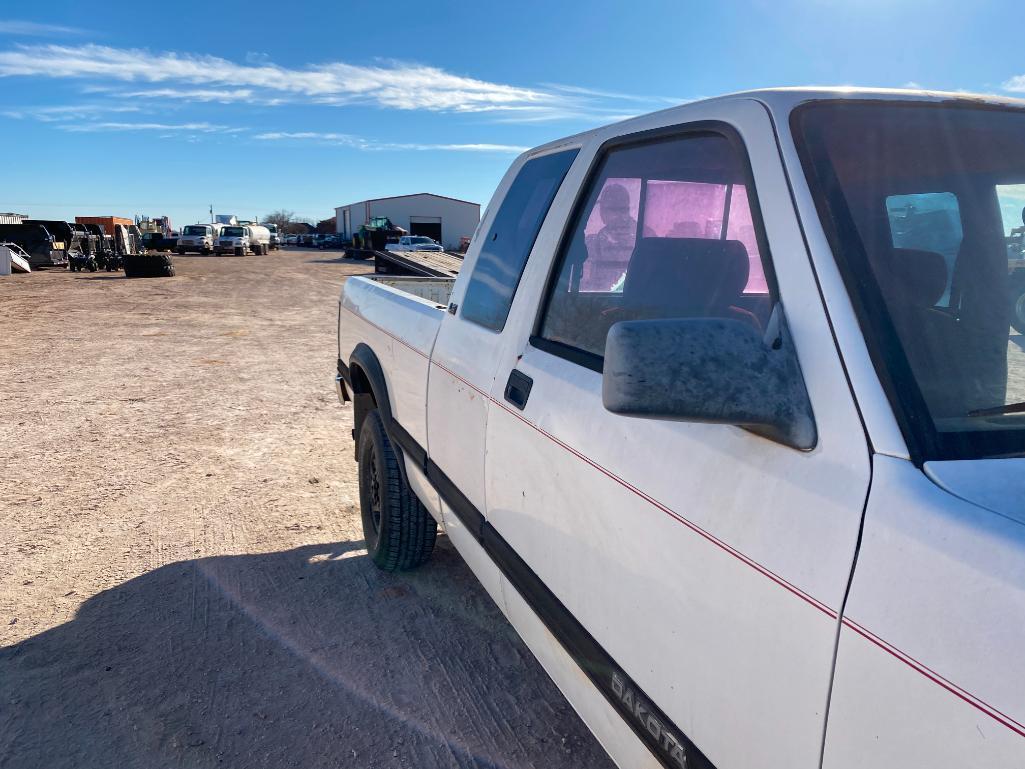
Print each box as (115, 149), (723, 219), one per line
(343, 247), (462, 278)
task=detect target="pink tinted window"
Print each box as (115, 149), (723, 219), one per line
(575, 179), (767, 294)
(540, 133), (775, 358)
(725, 185), (767, 294)
(643, 181), (727, 238)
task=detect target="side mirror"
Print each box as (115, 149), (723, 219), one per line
(602, 306), (817, 450)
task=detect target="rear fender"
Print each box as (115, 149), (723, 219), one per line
(348, 343), (412, 487)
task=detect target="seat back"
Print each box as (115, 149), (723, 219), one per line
(621, 237), (750, 321)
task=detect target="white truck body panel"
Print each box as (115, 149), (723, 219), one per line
(823, 455), (1025, 767)
(335, 88), (1025, 769)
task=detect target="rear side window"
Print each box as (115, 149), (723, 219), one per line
(461, 149), (578, 331)
(536, 131), (773, 362)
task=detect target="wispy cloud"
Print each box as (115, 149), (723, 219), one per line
(0, 20), (85, 37)
(60, 121), (245, 134)
(2, 103), (142, 121)
(255, 131), (527, 153)
(0, 43), (671, 122)
(121, 87), (270, 103)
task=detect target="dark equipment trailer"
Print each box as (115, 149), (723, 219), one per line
(24, 219), (82, 264)
(0, 223), (67, 267)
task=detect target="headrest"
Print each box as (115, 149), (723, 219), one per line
(873, 248), (948, 308)
(622, 237), (750, 318)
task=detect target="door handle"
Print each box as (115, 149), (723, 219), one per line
(504, 369), (533, 410)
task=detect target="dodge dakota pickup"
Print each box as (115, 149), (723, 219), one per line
(335, 88), (1025, 769)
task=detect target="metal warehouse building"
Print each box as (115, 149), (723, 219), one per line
(335, 193), (480, 250)
(0, 213), (27, 225)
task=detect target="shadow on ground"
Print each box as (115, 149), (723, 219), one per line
(0, 540), (613, 769)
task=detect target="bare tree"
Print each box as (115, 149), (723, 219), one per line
(262, 209), (295, 231)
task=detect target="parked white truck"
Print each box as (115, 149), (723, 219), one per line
(385, 235), (444, 253)
(334, 88), (1025, 769)
(215, 224), (271, 256)
(177, 223), (223, 255)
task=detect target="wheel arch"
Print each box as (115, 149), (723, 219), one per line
(348, 343), (410, 486)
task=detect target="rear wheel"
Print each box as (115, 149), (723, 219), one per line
(357, 410), (437, 571)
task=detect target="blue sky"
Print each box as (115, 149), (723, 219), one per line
(1, 0), (1024, 227)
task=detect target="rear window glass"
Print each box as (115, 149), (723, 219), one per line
(461, 149), (578, 332)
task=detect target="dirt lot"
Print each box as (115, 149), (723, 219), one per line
(0, 250), (615, 769)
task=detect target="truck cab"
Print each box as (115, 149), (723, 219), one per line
(178, 224), (216, 255)
(335, 88), (1025, 769)
(216, 225), (270, 256)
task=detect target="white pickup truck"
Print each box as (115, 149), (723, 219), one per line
(335, 88), (1025, 769)
(385, 235), (444, 253)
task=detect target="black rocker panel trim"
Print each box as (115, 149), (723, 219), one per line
(482, 523), (714, 769)
(425, 459), (485, 539)
(387, 417), (427, 473)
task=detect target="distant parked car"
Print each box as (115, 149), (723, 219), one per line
(318, 234), (346, 250)
(385, 235), (444, 253)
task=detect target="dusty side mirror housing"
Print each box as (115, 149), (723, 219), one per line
(601, 307), (817, 450)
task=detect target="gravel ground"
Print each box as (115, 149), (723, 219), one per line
(0, 249), (615, 769)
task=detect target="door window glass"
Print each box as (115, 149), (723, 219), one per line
(538, 132), (773, 360)
(461, 149), (578, 332)
(884, 192), (962, 306)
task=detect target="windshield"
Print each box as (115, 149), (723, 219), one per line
(794, 101), (1025, 460)
(410, 236), (434, 244)
(222, 227), (245, 237)
(265, 224), (278, 233)
(183, 225), (209, 236)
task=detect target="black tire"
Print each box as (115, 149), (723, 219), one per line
(358, 410), (437, 571)
(124, 253), (174, 278)
(1011, 279), (1025, 335)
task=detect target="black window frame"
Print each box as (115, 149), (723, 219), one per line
(460, 147), (580, 333)
(791, 99), (1025, 464)
(529, 120), (781, 374)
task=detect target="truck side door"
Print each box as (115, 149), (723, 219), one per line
(482, 100), (871, 768)
(425, 148), (578, 595)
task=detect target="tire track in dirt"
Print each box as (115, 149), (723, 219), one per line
(0, 251), (615, 769)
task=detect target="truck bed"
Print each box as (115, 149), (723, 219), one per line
(338, 274), (451, 451)
(373, 249), (463, 278)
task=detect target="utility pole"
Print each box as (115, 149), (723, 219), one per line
(209, 204), (214, 224)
